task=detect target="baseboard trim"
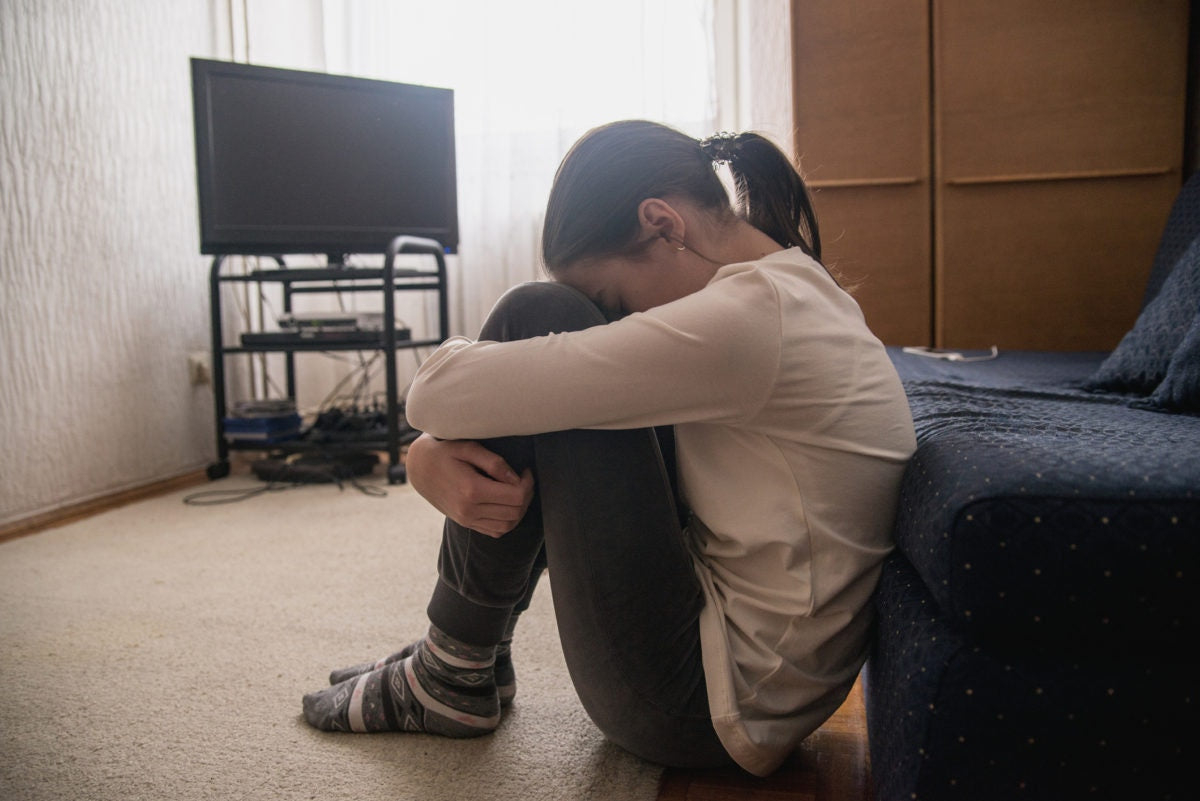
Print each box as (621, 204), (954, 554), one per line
(0, 470), (211, 544)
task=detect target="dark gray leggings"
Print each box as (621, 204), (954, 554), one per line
(424, 280), (733, 769)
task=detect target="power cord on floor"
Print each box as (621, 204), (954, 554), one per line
(182, 452), (388, 505)
(182, 481), (311, 506)
(182, 475), (387, 505)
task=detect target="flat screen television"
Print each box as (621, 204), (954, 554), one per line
(190, 58), (458, 258)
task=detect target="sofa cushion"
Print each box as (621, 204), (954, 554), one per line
(1085, 235), (1200, 394)
(1141, 171), (1200, 308)
(1138, 310), (1200, 414)
(888, 349), (1200, 656)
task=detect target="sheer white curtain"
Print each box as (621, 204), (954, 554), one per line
(320, 0), (718, 338)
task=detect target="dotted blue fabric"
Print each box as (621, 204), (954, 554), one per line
(1085, 236), (1200, 395)
(868, 553), (1196, 801)
(892, 368), (1200, 652)
(867, 348), (1200, 799)
(1138, 309), (1200, 414)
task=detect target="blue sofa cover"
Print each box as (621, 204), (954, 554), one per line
(865, 176), (1200, 800)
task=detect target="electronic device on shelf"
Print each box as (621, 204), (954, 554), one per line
(238, 328), (412, 347)
(189, 58), (459, 259)
(276, 311), (386, 332)
(241, 310), (411, 346)
(222, 399), (302, 444)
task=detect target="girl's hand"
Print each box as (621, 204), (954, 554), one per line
(405, 433), (535, 538)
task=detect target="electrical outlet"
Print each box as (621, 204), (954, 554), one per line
(188, 351), (211, 386)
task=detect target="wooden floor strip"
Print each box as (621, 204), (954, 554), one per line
(657, 678), (871, 801)
(0, 469), (209, 543)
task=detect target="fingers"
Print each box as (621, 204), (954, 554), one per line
(473, 469), (536, 539)
(449, 472), (530, 537)
(451, 440), (522, 484)
(516, 467), (535, 512)
(458, 468), (529, 507)
(406, 434), (536, 538)
(459, 503), (528, 538)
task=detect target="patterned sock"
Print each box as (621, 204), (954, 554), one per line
(494, 612), (520, 706)
(328, 613), (521, 706)
(303, 625), (500, 736)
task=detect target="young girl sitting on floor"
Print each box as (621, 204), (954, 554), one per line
(303, 119), (916, 777)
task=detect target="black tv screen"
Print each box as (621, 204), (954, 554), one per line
(190, 58), (459, 256)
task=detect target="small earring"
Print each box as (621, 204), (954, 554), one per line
(676, 243), (686, 252)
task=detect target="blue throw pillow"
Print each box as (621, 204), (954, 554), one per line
(1141, 172), (1200, 307)
(1086, 235), (1200, 394)
(1137, 311), (1200, 413)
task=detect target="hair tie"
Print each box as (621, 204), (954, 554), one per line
(700, 131), (738, 165)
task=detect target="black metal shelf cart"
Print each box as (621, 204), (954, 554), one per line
(206, 235), (449, 484)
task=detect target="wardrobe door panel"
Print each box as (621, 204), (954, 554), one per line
(810, 185), (931, 345)
(792, 0), (931, 345)
(939, 177), (1181, 351)
(934, 0), (1188, 350)
(936, 0), (1185, 179)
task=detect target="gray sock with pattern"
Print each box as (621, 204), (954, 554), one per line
(328, 613), (521, 706)
(303, 624), (500, 736)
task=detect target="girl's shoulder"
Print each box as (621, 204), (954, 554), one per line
(709, 248), (833, 301)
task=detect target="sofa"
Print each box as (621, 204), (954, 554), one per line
(864, 174), (1200, 800)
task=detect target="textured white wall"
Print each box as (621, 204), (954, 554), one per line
(1, 0), (218, 525)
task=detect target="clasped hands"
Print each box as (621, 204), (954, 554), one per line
(405, 433), (535, 538)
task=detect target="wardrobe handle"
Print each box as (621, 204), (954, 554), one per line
(946, 166), (1173, 186)
(806, 176), (922, 189)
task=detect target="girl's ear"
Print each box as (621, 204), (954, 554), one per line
(637, 197), (686, 247)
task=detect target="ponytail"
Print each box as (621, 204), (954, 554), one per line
(699, 132), (822, 262)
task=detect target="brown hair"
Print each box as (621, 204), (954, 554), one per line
(541, 120), (822, 275)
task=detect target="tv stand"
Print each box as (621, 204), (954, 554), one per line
(205, 235), (450, 484)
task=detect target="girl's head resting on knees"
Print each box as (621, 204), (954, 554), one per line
(540, 120), (823, 316)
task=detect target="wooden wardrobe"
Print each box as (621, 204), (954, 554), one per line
(790, 0), (1189, 350)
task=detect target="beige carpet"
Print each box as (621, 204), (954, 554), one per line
(0, 473), (663, 800)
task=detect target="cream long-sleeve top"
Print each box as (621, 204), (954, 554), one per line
(405, 247), (916, 776)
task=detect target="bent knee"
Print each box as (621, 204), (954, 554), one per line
(479, 281), (607, 341)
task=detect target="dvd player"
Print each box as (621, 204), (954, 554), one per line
(276, 311), (386, 331)
(240, 328), (412, 347)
